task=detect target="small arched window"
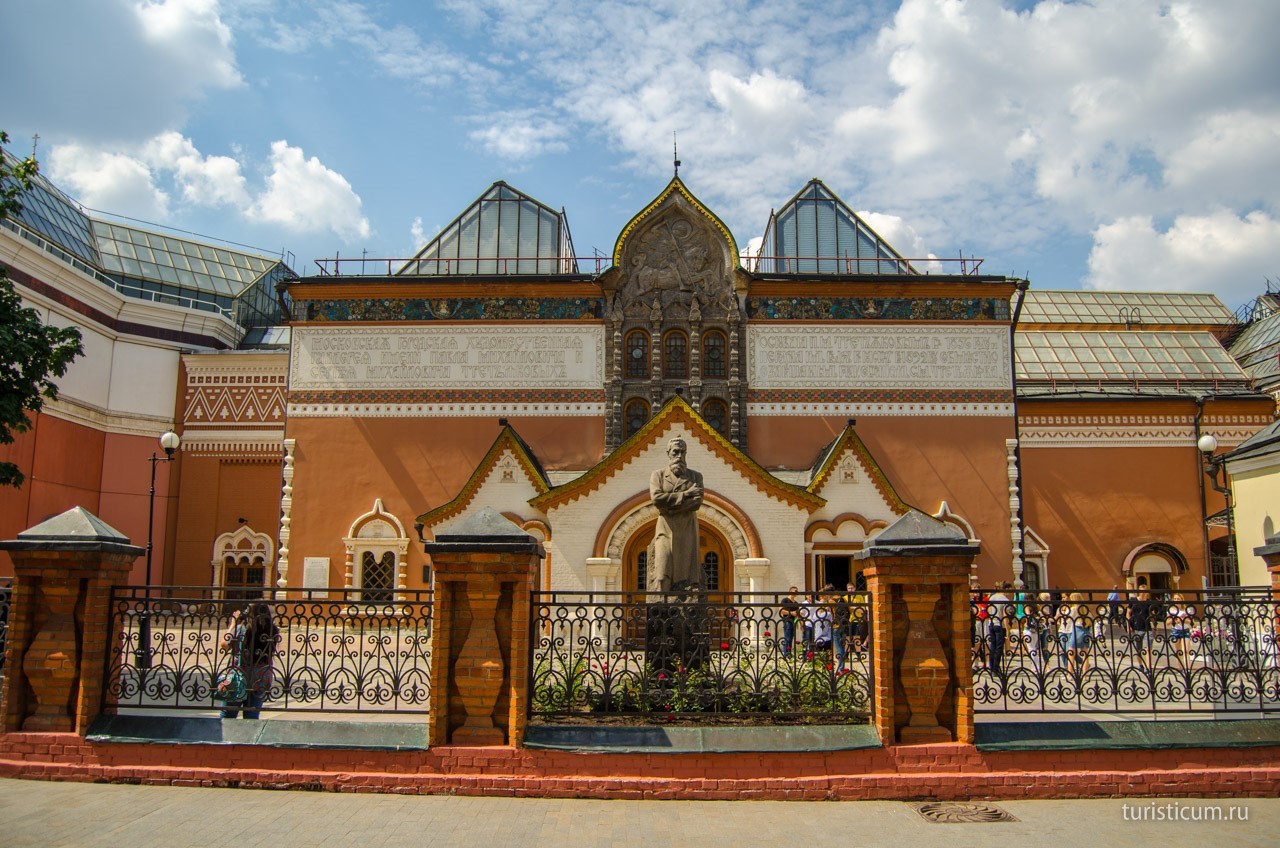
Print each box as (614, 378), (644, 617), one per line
(624, 398), (650, 439)
(702, 552), (720, 591)
(360, 551), (396, 603)
(702, 398), (728, 435)
(702, 330), (726, 378)
(625, 329), (649, 379)
(663, 330), (688, 379)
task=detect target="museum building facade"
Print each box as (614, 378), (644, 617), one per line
(2, 162), (1274, 595)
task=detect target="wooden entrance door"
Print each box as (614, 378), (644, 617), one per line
(622, 522), (733, 594)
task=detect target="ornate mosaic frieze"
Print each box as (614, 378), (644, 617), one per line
(288, 388), (606, 405)
(303, 297), (603, 322)
(746, 297), (1008, 321)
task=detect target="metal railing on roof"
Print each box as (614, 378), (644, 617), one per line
(312, 255), (598, 277)
(744, 254), (984, 275)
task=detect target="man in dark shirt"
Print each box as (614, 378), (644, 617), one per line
(779, 587), (801, 655)
(1128, 590), (1157, 669)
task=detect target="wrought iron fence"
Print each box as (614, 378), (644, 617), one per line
(972, 587), (1280, 715)
(105, 587), (432, 714)
(530, 591), (872, 723)
(0, 576), (10, 681)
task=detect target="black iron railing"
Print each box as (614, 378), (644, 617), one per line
(0, 576), (10, 681)
(105, 587), (433, 714)
(530, 592), (872, 723)
(972, 588), (1280, 715)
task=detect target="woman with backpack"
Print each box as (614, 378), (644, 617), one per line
(219, 602), (280, 719)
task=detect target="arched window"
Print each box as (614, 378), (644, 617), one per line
(360, 551), (396, 603)
(702, 551), (720, 591)
(702, 330), (726, 378)
(343, 499), (410, 602)
(625, 329), (649, 379)
(702, 398), (727, 435)
(663, 330), (688, 379)
(623, 398), (650, 439)
(212, 525), (273, 601)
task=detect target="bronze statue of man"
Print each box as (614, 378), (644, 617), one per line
(648, 436), (704, 592)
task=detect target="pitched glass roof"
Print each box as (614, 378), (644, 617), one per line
(1229, 310), (1280, 386)
(398, 181), (577, 275)
(752, 179), (911, 275)
(1019, 290), (1236, 325)
(1016, 331), (1249, 385)
(91, 220), (291, 329)
(1, 149), (99, 267)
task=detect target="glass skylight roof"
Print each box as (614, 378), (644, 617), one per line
(399, 182), (577, 275)
(1, 150), (98, 267)
(91, 221), (291, 328)
(1016, 331), (1249, 384)
(1019, 291), (1235, 325)
(752, 180), (911, 275)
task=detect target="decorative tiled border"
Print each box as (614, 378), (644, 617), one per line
(302, 297), (604, 322)
(749, 388), (1013, 404)
(287, 401), (606, 418)
(748, 402), (1014, 417)
(746, 296), (1009, 321)
(1017, 414), (1270, 448)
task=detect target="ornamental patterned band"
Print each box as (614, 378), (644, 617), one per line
(302, 296), (603, 323)
(746, 296), (1009, 322)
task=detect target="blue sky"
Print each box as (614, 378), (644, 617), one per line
(3, 0), (1278, 309)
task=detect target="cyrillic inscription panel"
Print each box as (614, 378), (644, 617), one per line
(747, 326), (1011, 389)
(290, 326), (604, 391)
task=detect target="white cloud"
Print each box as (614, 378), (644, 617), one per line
(410, 216), (426, 250)
(46, 134), (369, 243)
(46, 145), (170, 219)
(1, 0), (242, 143)
(470, 114), (570, 160)
(1086, 211), (1280, 309)
(142, 132), (251, 207)
(249, 141), (371, 241)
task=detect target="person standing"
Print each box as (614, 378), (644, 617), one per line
(779, 587), (801, 655)
(986, 583), (1012, 677)
(220, 602), (279, 720)
(1128, 589), (1157, 671)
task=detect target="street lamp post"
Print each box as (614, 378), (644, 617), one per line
(136, 429), (181, 670)
(1197, 434), (1237, 586)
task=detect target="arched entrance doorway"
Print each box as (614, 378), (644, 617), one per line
(622, 521), (734, 596)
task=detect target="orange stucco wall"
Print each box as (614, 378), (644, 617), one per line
(0, 411), (173, 583)
(284, 415), (605, 589)
(750, 414), (1018, 581)
(172, 455), (283, 587)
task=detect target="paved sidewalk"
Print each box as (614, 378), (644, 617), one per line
(2, 778), (1278, 848)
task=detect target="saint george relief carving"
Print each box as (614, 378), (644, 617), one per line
(602, 185), (748, 450)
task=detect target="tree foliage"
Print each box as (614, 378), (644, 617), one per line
(1, 131), (85, 487)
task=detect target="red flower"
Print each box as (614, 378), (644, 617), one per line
(826, 663), (833, 671)
(657, 672), (666, 680)
(763, 631), (772, 637)
(806, 651), (814, 660)
(720, 642), (730, 650)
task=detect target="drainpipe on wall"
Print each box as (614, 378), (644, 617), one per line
(1008, 278), (1030, 587)
(1193, 396), (1210, 586)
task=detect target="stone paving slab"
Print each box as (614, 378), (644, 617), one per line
(2, 778), (1277, 848)
(86, 715), (430, 750)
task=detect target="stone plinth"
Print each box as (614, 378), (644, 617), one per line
(0, 508), (143, 733)
(855, 509), (979, 746)
(423, 507), (543, 747)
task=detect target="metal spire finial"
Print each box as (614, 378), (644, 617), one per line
(673, 133), (681, 177)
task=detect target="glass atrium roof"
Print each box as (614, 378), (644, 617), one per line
(398, 182), (577, 275)
(751, 180), (911, 275)
(1229, 311), (1280, 386)
(1016, 331), (1249, 385)
(1019, 291), (1236, 325)
(93, 221), (278, 297)
(1, 149), (99, 267)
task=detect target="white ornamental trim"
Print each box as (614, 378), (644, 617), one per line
(41, 395), (174, 438)
(1018, 426), (1257, 449)
(287, 402), (606, 418)
(747, 402), (1014, 417)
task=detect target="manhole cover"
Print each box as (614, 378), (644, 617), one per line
(912, 801), (1019, 823)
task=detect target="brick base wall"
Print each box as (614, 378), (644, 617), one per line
(2, 733), (1277, 801)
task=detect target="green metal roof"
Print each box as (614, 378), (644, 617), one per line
(1019, 290), (1236, 325)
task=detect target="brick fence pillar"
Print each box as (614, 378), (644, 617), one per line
(422, 507), (543, 747)
(856, 509), (980, 746)
(0, 507), (142, 734)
